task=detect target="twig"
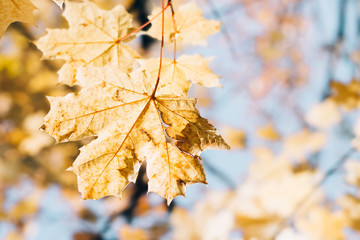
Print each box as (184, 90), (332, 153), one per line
(203, 159), (237, 189)
(119, 4), (170, 42)
(203, 0), (238, 60)
(169, 1), (177, 61)
(320, 0), (347, 100)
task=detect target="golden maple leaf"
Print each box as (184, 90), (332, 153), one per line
(223, 127), (246, 149)
(0, 0), (36, 38)
(296, 207), (345, 240)
(42, 65), (229, 203)
(146, 2), (221, 46)
(232, 148), (322, 240)
(256, 123), (281, 141)
(329, 79), (360, 110)
(137, 55), (222, 96)
(344, 160), (360, 187)
(281, 129), (326, 162)
(35, 1), (139, 85)
(305, 99), (341, 129)
(338, 194), (360, 231)
(119, 225), (149, 240)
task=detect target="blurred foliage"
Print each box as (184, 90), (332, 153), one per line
(1, 0), (360, 239)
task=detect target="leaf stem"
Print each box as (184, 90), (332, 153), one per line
(151, 0), (169, 98)
(119, 4), (170, 42)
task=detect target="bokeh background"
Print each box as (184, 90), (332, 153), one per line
(1, 0), (360, 239)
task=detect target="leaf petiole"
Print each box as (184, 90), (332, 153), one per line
(119, 2), (170, 42)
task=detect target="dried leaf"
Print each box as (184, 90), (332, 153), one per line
(231, 150), (322, 240)
(344, 160), (360, 187)
(338, 195), (360, 231)
(282, 130), (326, 162)
(224, 127), (246, 149)
(137, 55), (221, 96)
(0, 0), (36, 38)
(35, 1), (139, 84)
(119, 225), (149, 240)
(146, 2), (220, 46)
(43, 65), (229, 203)
(171, 191), (234, 240)
(6, 189), (44, 221)
(305, 99), (341, 129)
(296, 207), (345, 240)
(256, 123), (281, 141)
(330, 79), (360, 110)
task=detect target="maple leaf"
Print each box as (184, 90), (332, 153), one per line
(0, 0), (36, 38)
(305, 99), (341, 129)
(344, 160), (360, 187)
(146, 2), (221, 46)
(281, 129), (326, 162)
(256, 123), (281, 141)
(296, 207), (345, 240)
(137, 55), (222, 96)
(231, 148), (322, 240)
(171, 192), (235, 240)
(223, 127), (246, 149)
(35, 1), (139, 84)
(338, 194), (360, 231)
(119, 225), (149, 240)
(329, 79), (360, 110)
(43, 65), (229, 203)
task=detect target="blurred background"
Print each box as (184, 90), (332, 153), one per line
(1, 0), (360, 239)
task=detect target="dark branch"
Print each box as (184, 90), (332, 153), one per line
(203, 158), (237, 189)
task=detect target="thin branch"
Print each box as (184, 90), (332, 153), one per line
(119, 4), (170, 42)
(320, 0), (347, 100)
(204, 0), (238, 59)
(203, 158), (237, 189)
(169, 1), (177, 61)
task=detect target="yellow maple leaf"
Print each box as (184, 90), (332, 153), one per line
(119, 225), (149, 240)
(35, 1), (139, 85)
(171, 192), (235, 240)
(338, 195), (360, 231)
(281, 129), (326, 162)
(0, 0), (36, 38)
(330, 79), (360, 110)
(231, 149), (322, 240)
(344, 160), (360, 187)
(256, 123), (281, 141)
(43, 65), (229, 203)
(223, 127), (246, 149)
(305, 99), (341, 129)
(146, 2), (221, 46)
(137, 55), (221, 96)
(296, 207), (345, 240)
(256, 30), (285, 61)
(6, 189), (44, 221)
